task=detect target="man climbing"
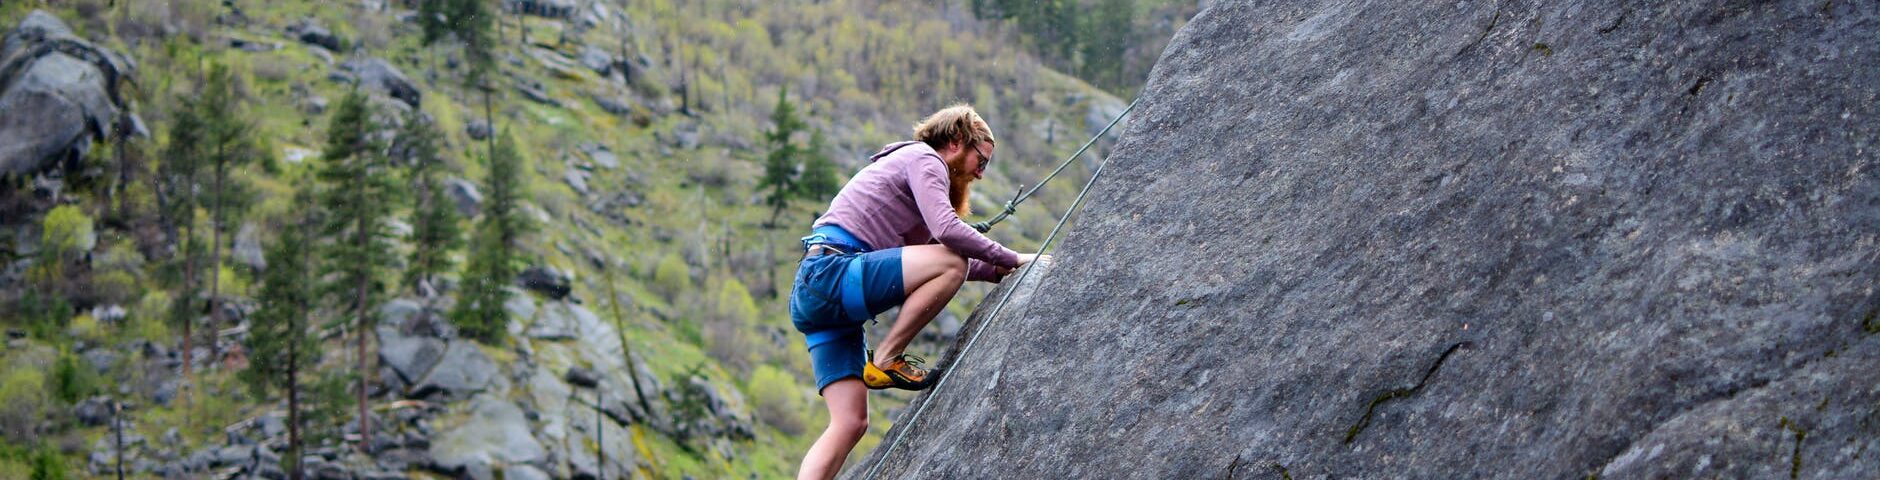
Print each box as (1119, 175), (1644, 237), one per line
(791, 104), (1042, 479)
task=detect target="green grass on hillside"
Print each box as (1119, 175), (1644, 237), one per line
(0, 0), (1131, 476)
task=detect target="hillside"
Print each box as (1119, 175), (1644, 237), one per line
(855, 0), (1879, 478)
(0, 0), (1139, 477)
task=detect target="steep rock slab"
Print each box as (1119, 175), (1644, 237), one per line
(854, 1), (1878, 478)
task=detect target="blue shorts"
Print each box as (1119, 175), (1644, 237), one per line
(789, 247), (906, 394)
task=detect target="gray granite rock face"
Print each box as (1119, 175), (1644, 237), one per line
(852, 1), (1878, 478)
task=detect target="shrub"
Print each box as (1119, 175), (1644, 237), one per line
(51, 348), (99, 404)
(704, 276), (760, 371)
(747, 365), (806, 436)
(652, 252), (692, 298)
(30, 205), (94, 291)
(88, 270), (141, 307)
(0, 361), (49, 442)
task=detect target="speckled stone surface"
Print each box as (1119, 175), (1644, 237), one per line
(850, 1), (1878, 478)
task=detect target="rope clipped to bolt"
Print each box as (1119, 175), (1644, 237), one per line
(970, 98), (1139, 233)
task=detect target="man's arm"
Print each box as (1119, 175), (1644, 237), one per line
(908, 153), (1021, 271)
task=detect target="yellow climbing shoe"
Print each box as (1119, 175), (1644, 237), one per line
(863, 351), (933, 391)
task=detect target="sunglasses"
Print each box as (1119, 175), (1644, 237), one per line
(972, 143), (993, 172)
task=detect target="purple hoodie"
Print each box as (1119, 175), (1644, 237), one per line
(811, 141), (1021, 282)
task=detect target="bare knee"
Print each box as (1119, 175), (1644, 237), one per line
(830, 410), (868, 440)
(939, 250), (967, 281)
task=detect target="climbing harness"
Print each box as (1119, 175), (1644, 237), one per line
(970, 98), (1140, 233)
(862, 100), (1138, 479)
(800, 224), (880, 349)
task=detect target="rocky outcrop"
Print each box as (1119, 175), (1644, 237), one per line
(445, 177), (483, 217)
(517, 265), (573, 300)
(506, 0), (578, 19)
(854, 1), (1879, 478)
(0, 10), (136, 177)
(287, 18), (344, 51)
(339, 57), (421, 107)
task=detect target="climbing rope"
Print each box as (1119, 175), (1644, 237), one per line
(863, 101), (1136, 479)
(970, 98), (1139, 233)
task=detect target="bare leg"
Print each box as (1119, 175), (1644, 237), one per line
(873, 245), (966, 366)
(797, 378), (868, 480)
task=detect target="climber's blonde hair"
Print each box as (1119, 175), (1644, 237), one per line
(913, 104), (996, 151)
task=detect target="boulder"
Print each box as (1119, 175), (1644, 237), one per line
(340, 57), (421, 107)
(579, 142), (618, 169)
(410, 341), (494, 399)
(378, 325), (446, 387)
(287, 18), (343, 51)
(517, 265), (572, 300)
(73, 396), (112, 427)
(578, 46), (613, 75)
(445, 177), (483, 217)
(466, 119), (491, 140)
(428, 395), (547, 476)
(851, 1), (1880, 478)
(506, 0), (577, 19)
(562, 167), (590, 196)
(591, 91), (634, 117)
(562, 366), (598, 388)
(525, 300), (599, 341)
(0, 10), (135, 177)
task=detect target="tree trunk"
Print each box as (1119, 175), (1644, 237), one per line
(113, 400), (123, 480)
(288, 306), (303, 480)
(484, 89), (496, 161)
(208, 160), (225, 366)
(603, 269), (654, 420)
(354, 213), (371, 452)
(180, 224), (195, 423)
(290, 220), (309, 480)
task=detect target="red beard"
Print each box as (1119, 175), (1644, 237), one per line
(949, 167), (976, 218)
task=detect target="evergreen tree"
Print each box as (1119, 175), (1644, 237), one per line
(450, 131), (529, 343)
(395, 109), (462, 297)
(1077, 0), (1135, 92)
(197, 62), (259, 361)
(157, 95), (207, 385)
(457, 0), (498, 91)
(421, 0), (497, 89)
(797, 128), (840, 202)
(314, 90), (402, 450)
(418, 0), (451, 46)
(760, 87), (806, 226)
(240, 189), (318, 480)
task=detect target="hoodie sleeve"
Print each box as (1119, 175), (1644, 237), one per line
(966, 259), (1006, 283)
(907, 152), (1021, 277)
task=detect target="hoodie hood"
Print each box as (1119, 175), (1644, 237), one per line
(869, 140), (926, 163)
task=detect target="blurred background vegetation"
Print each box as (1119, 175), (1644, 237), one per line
(0, 0), (1193, 477)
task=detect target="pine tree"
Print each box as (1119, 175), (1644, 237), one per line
(421, 0), (496, 90)
(450, 131), (528, 343)
(455, 0), (498, 92)
(760, 87), (806, 227)
(197, 62), (259, 363)
(418, 0), (451, 46)
(157, 95), (207, 387)
(314, 90), (402, 450)
(1077, 0), (1135, 92)
(240, 188), (319, 480)
(798, 128), (840, 202)
(396, 109), (462, 297)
